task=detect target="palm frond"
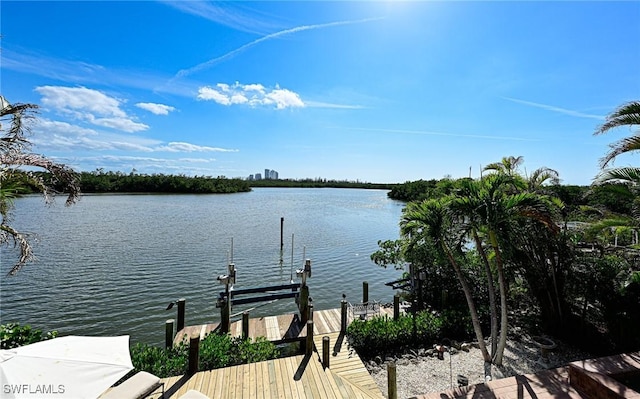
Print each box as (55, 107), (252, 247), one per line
(599, 134), (640, 167)
(594, 101), (640, 135)
(593, 167), (640, 185)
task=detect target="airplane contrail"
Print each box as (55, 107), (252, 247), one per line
(175, 17), (384, 78)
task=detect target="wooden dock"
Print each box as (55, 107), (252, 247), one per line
(150, 308), (386, 399)
(175, 307), (396, 345)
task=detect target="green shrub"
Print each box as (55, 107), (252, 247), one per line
(131, 333), (280, 378)
(347, 311), (443, 358)
(0, 323), (58, 349)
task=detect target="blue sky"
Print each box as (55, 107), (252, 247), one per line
(2, 1), (639, 185)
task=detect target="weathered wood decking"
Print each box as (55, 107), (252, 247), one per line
(147, 309), (385, 399)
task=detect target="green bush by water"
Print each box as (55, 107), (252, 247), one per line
(130, 333), (280, 378)
(346, 311), (445, 358)
(0, 323), (58, 349)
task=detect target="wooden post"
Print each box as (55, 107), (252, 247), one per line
(341, 297), (348, 333)
(177, 298), (186, 332)
(362, 281), (369, 305)
(393, 294), (400, 321)
(242, 311), (249, 339)
(280, 217), (284, 252)
(387, 362), (397, 399)
(165, 319), (175, 349)
(308, 301), (314, 322)
(300, 285), (310, 323)
(188, 335), (200, 374)
(305, 320), (314, 356)
(322, 336), (330, 369)
(220, 297), (230, 334)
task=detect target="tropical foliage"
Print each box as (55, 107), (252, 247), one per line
(0, 96), (80, 276)
(0, 323), (58, 349)
(78, 170), (251, 194)
(129, 334), (279, 379)
(346, 311), (444, 358)
(373, 154), (640, 373)
(594, 101), (640, 185)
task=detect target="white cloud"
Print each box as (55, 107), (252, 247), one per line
(160, 1), (278, 34)
(31, 118), (238, 154)
(35, 86), (149, 133)
(136, 102), (176, 115)
(198, 82), (304, 109)
(35, 118), (99, 136)
(160, 142), (239, 153)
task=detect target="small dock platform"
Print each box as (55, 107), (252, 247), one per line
(175, 307), (396, 346)
(152, 308), (386, 399)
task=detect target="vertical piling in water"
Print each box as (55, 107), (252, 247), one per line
(280, 217), (284, 252)
(394, 293), (400, 321)
(242, 311), (250, 339)
(388, 362), (397, 399)
(279, 217), (284, 266)
(188, 335), (200, 374)
(177, 298), (186, 332)
(165, 319), (175, 349)
(362, 281), (369, 305)
(322, 336), (330, 369)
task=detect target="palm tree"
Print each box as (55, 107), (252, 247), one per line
(401, 198), (493, 368)
(452, 173), (560, 365)
(0, 96), (80, 276)
(483, 155), (524, 176)
(594, 101), (640, 184)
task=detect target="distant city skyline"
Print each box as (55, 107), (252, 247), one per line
(2, 1), (638, 185)
(248, 168), (279, 180)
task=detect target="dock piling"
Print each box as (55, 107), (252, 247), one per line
(322, 336), (330, 369)
(305, 320), (314, 356)
(387, 362), (397, 399)
(165, 319), (175, 349)
(362, 281), (369, 305)
(188, 335), (200, 374)
(242, 311), (249, 339)
(177, 298), (186, 332)
(220, 298), (230, 334)
(340, 296), (347, 333)
(300, 285), (310, 323)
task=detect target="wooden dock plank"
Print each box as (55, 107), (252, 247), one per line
(158, 308), (386, 399)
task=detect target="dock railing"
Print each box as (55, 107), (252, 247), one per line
(347, 301), (380, 322)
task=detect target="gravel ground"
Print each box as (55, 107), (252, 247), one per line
(365, 333), (593, 399)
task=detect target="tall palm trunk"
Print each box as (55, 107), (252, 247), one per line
(473, 230), (498, 359)
(489, 230), (508, 366)
(441, 241), (492, 365)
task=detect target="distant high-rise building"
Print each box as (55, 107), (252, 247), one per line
(262, 168), (279, 180)
(255, 173), (262, 180)
(248, 174), (254, 181)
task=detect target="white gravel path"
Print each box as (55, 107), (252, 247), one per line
(365, 334), (592, 399)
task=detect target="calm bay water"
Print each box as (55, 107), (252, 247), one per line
(1, 188), (405, 345)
